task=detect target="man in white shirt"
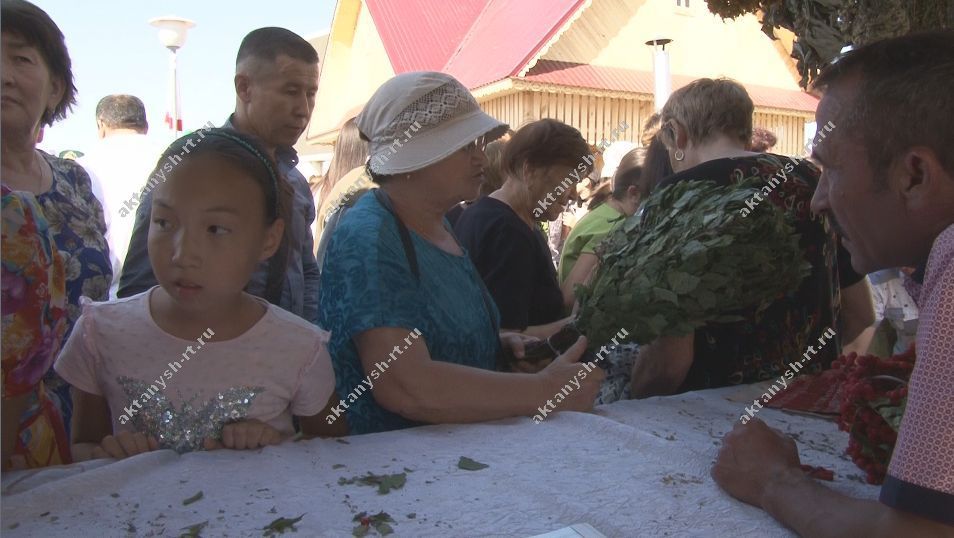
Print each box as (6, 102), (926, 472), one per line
(79, 95), (163, 298)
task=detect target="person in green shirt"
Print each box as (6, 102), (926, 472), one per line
(559, 148), (645, 310)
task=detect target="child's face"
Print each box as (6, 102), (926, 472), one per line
(148, 154), (283, 311)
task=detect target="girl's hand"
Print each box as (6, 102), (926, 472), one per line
(87, 432), (159, 460)
(500, 332), (551, 373)
(203, 419), (283, 450)
(539, 336), (604, 412)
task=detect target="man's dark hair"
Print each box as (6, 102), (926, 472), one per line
(96, 95), (148, 132)
(813, 31), (954, 183)
(236, 27), (319, 66)
(1, 0), (77, 126)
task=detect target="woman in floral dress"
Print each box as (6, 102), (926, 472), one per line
(2, 0), (112, 435)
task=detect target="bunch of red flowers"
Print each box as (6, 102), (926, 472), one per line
(832, 346), (915, 484)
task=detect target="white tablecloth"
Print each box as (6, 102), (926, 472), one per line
(1, 386), (879, 537)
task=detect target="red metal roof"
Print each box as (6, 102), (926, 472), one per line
(443, 0), (587, 88)
(523, 60), (819, 113)
(365, 0), (491, 72)
(365, 0), (585, 88)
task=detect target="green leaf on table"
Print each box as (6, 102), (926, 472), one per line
(352, 511), (394, 536)
(458, 456), (489, 471)
(339, 472), (406, 494)
(262, 514), (304, 536)
(179, 520), (208, 538)
(182, 491), (203, 506)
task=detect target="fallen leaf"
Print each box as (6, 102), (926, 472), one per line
(182, 491), (204, 506)
(339, 472), (406, 494)
(457, 457), (488, 471)
(262, 514), (305, 536)
(179, 520), (207, 538)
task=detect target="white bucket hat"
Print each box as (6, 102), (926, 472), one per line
(357, 71), (509, 175)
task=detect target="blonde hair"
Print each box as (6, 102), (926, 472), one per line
(660, 78), (753, 147)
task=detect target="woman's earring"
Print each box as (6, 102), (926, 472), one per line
(674, 149), (685, 162)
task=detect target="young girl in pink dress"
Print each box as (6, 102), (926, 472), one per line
(55, 129), (335, 460)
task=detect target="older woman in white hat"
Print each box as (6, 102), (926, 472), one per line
(317, 72), (603, 435)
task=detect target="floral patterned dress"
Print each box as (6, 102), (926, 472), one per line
(35, 151), (112, 431)
(1, 186), (71, 469)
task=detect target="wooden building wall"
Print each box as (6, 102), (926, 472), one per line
(480, 91), (654, 147)
(482, 90), (812, 156)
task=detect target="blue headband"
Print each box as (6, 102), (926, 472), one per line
(171, 128), (281, 216)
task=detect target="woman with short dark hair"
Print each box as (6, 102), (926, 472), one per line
(454, 119), (594, 339)
(1, 0), (112, 432)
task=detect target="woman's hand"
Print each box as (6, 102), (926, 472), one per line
(539, 336), (605, 413)
(73, 431), (160, 461)
(500, 332), (551, 373)
(204, 419), (284, 450)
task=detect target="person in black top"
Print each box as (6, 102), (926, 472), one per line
(454, 119), (594, 336)
(630, 77), (870, 398)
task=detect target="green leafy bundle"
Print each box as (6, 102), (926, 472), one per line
(575, 179), (810, 346)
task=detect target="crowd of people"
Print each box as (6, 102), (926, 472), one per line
(1, 0), (951, 533)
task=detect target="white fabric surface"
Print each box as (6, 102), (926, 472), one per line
(1, 386), (879, 537)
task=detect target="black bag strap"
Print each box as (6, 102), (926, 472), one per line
(372, 189), (499, 340)
(373, 189), (420, 281)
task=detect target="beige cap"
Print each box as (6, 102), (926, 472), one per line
(357, 71), (509, 175)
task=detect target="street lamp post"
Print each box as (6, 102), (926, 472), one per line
(645, 38), (673, 113)
(149, 17), (195, 136)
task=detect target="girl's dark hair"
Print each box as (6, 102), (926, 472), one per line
(640, 135), (675, 198)
(1, 0), (77, 126)
(612, 148), (646, 201)
(153, 128), (292, 302)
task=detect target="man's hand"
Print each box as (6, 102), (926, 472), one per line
(204, 419), (284, 450)
(711, 418), (802, 507)
(81, 431), (160, 460)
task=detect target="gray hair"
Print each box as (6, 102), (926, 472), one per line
(95, 94), (147, 132)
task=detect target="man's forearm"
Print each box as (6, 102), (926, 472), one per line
(762, 468), (951, 537)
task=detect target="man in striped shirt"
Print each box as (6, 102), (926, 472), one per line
(711, 31), (953, 535)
